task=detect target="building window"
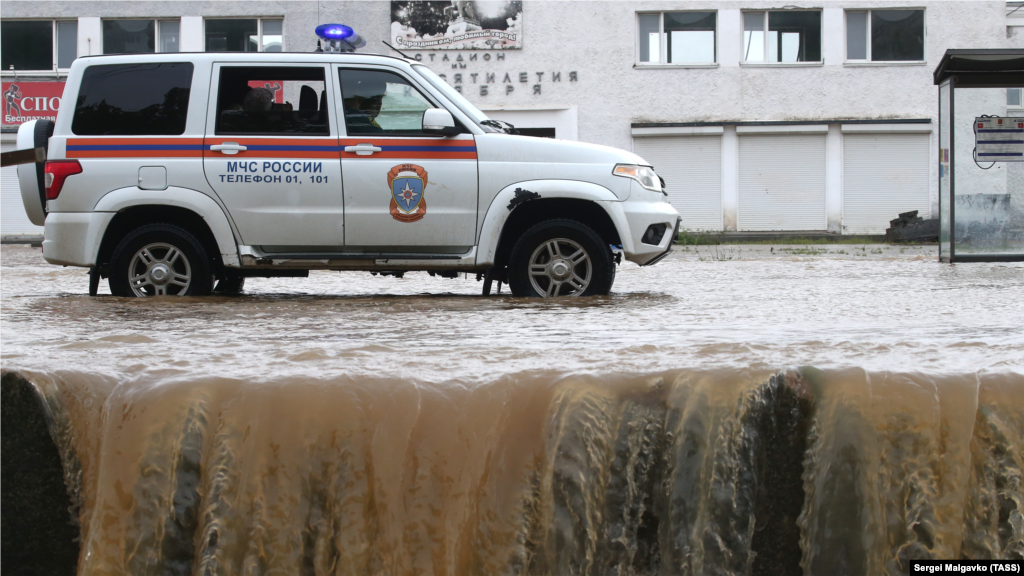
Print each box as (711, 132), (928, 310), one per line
(638, 12), (716, 65)
(1009, 88), (1023, 108)
(743, 11), (821, 63)
(160, 21), (180, 52)
(205, 18), (284, 52)
(103, 20), (180, 54)
(846, 10), (924, 62)
(0, 20), (78, 71)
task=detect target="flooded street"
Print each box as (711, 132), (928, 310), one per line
(2, 243), (1022, 575)
(3, 243), (1022, 380)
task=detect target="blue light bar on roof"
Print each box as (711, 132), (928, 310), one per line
(315, 24), (354, 41)
(313, 23), (364, 52)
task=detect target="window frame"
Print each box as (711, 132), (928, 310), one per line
(634, 10), (719, 69)
(0, 19), (78, 75)
(211, 63), (333, 137)
(71, 61), (195, 136)
(337, 66), (449, 137)
(100, 18), (181, 55)
(844, 8), (926, 65)
(202, 17), (285, 53)
(741, 9), (823, 66)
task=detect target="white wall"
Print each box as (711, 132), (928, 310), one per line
(1, 0), (1016, 233)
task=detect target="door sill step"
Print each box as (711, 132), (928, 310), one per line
(258, 252), (468, 260)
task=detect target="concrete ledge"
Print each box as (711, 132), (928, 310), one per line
(677, 230), (892, 244)
(1, 235), (44, 246)
(632, 126), (724, 137)
(737, 124), (828, 134)
(841, 124), (934, 133)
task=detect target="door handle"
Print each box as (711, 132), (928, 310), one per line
(210, 142), (247, 155)
(344, 143), (382, 156)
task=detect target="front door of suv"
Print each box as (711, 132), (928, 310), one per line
(334, 66), (478, 250)
(204, 64), (343, 249)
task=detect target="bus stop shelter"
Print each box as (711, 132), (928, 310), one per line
(934, 49), (1024, 262)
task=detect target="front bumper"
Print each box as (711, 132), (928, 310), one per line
(640, 217), (680, 267)
(602, 198), (679, 266)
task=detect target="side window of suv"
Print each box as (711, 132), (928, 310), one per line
(72, 63), (193, 135)
(338, 69), (440, 136)
(215, 66), (329, 135)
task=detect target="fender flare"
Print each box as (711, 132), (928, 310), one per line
(93, 187), (241, 267)
(476, 180), (628, 266)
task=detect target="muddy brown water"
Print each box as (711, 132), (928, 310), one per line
(2, 244), (1022, 575)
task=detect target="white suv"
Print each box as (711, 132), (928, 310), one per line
(18, 52), (678, 297)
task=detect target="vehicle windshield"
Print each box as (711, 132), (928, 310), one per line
(412, 64), (500, 133)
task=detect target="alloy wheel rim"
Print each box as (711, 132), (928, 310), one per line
(528, 238), (592, 297)
(128, 242), (192, 296)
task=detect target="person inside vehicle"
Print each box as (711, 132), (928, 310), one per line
(243, 87), (274, 111)
(342, 73), (388, 134)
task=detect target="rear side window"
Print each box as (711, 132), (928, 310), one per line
(215, 66), (329, 136)
(72, 62), (193, 135)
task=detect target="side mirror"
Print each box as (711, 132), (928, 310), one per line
(422, 108), (460, 136)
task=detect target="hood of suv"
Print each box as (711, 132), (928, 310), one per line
(474, 134), (649, 166)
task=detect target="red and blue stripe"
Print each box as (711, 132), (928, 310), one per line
(66, 137), (478, 160)
(67, 138), (205, 158)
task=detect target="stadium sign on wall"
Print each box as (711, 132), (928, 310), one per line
(391, 1), (523, 50)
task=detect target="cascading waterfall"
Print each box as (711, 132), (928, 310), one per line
(5, 367), (1021, 576)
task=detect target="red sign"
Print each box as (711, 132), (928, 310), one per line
(2, 81), (66, 128)
(246, 81), (285, 104)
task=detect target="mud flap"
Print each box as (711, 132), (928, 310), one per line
(89, 268), (100, 297)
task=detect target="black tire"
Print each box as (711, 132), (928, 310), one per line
(213, 271), (246, 295)
(108, 224), (214, 297)
(507, 219), (615, 297)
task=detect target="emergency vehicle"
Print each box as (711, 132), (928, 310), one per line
(17, 43), (679, 297)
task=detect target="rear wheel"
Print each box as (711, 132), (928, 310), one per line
(108, 224), (213, 297)
(507, 219), (615, 297)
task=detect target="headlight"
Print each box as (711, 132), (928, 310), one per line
(613, 164), (664, 194)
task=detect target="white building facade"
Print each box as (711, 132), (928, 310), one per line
(3, 1), (1022, 236)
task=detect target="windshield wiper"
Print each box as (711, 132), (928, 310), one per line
(481, 119), (519, 135)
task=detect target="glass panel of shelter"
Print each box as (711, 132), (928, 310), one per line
(939, 80), (952, 261)
(952, 86), (1024, 257)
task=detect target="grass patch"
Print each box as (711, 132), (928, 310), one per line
(676, 230), (727, 245)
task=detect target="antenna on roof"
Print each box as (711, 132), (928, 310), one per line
(382, 41), (413, 60)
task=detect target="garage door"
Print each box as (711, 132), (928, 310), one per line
(1, 141), (44, 237)
(739, 134), (826, 231)
(843, 133), (930, 234)
(633, 136), (722, 231)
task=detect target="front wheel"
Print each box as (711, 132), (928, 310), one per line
(507, 219), (615, 297)
(108, 224), (214, 297)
